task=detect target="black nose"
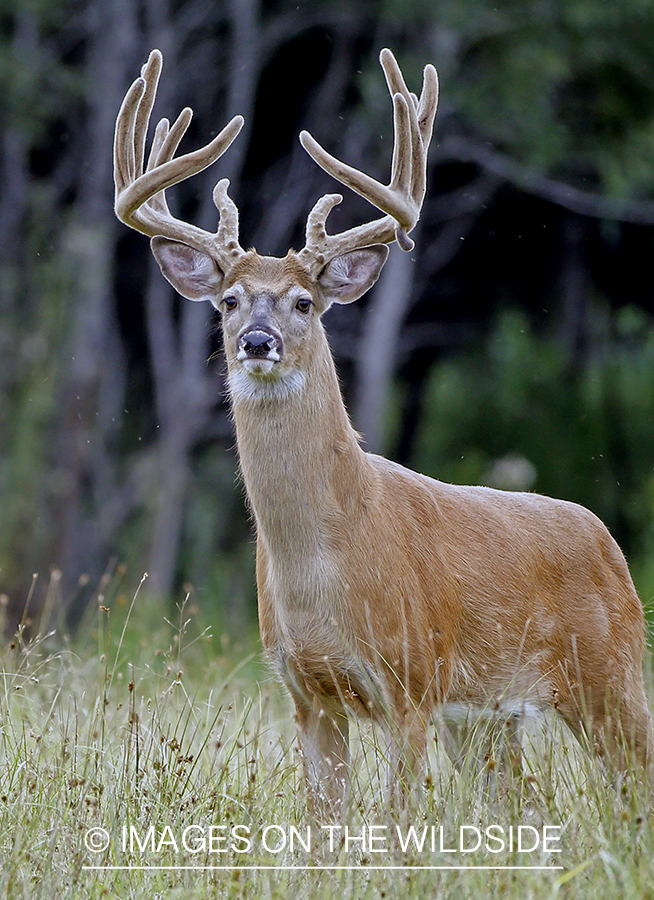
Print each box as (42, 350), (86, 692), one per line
(239, 329), (281, 359)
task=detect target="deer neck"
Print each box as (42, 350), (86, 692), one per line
(228, 327), (367, 559)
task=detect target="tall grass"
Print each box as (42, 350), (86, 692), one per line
(0, 577), (652, 899)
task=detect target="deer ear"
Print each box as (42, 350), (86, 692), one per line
(317, 245), (389, 308)
(151, 236), (224, 305)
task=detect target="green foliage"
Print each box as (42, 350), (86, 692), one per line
(0, 596), (653, 898)
(432, 0), (654, 196)
(0, 0), (84, 165)
(0, 251), (72, 595)
(410, 308), (654, 601)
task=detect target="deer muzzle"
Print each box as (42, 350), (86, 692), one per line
(237, 327), (284, 362)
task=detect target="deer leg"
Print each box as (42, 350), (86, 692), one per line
(382, 711), (429, 804)
(437, 703), (524, 797)
(599, 691), (654, 782)
(557, 679), (654, 788)
(294, 698), (350, 822)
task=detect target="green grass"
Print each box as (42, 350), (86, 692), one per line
(0, 581), (653, 899)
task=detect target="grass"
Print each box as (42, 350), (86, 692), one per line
(0, 577), (653, 899)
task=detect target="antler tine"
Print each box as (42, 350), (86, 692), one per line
(380, 48), (438, 145)
(299, 48), (438, 272)
(134, 50), (163, 180)
(113, 49), (246, 266)
(143, 107), (194, 215)
(142, 117), (172, 215)
(147, 117), (170, 173)
(377, 48), (439, 206)
(114, 75), (147, 196)
(417, 60), (439, 149)
(213, 178), (243, 260)
(380, 49), (422, 205)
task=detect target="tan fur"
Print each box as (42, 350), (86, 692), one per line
(220, 253), (654, 821)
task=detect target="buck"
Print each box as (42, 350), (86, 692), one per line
(114, 48), (653, 820)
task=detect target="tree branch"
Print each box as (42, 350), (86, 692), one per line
(438, 135), (654, 225)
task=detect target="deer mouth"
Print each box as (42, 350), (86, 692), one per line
(237, 328), (283, 364)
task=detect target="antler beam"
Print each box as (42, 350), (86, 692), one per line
(113, 49), (245, 267)
(298, 48), (438, 272)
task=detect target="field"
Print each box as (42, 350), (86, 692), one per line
(0, 576), (652, 900)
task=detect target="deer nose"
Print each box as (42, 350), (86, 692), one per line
(237, 328), (283, 361)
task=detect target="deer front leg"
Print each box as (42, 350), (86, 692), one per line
(383, 711), (429, 804)
(294, 698), (350, 823)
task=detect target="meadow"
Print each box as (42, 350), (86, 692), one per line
(0, 573), (652, 900)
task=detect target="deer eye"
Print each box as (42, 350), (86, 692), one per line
(222, 296), (238, 311)
(295, 297), (312, 313)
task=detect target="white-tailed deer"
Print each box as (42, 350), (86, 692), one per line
(114, 49), (653, 820)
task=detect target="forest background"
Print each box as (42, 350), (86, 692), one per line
(3, 0), (654, 638)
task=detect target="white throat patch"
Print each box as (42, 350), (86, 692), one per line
(227, 367), (306, 404)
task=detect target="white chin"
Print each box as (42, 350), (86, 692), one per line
(242, 358), (277, 376)
(228, 366), (305, 403)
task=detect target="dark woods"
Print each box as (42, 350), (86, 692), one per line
(3, 0), (654, 630)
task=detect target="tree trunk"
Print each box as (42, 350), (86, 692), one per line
(53, 0), (139, 614)
(352, 243), (417, 453)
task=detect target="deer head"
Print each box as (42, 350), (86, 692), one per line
(114, 49), (438, 399)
